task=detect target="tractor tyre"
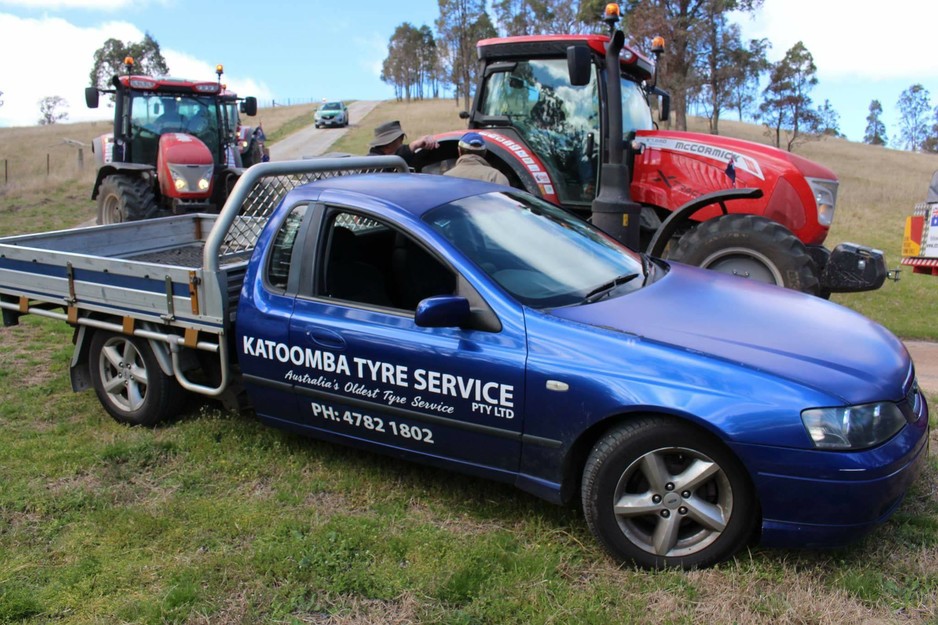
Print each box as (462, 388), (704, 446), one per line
(668, 214), (819, 294)
(97, 175), (160, 225)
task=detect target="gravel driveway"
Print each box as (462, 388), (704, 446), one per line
(267, 100), (379, 161)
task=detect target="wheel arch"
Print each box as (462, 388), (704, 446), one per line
(559, 409), (761, 518)
(419, 134), (548, 199)
(91, 163), (156, 199)
(69, 317), (179, 393)
(646, 187), (765, 258)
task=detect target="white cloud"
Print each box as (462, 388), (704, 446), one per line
(734, 0), (938, 81)
(0, 0), (141, 9)
(0, 12), (271, 127)
(0, 13), (140, 126)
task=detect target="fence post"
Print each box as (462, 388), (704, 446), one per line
(78, 148), (84, 170)
(47, 153), (50, 176)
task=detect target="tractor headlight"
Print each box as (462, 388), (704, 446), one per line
(170, 168), (188, 192)
(802, 402), (906, 450)
(807, 177), (838, 227)
(168, 165), (212, 194)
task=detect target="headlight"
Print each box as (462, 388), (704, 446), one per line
(168, 166), (213, 193)
(170, 168), (188, 192)
(197, 170), (212, 191)
(806, 177), (838, 227)
(801, 402), (906, 450)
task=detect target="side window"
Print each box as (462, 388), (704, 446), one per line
(319, 210), (456, 310)
(266, 203), (308, 290)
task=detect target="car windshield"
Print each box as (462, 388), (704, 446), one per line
(322, 102), (342, 110)
(424, 191), (645, 308)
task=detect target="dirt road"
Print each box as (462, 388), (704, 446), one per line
(905, 341), (938, 394)
(267, 100), (380, 161)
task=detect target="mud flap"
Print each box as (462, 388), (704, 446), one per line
(819, 243), (887, 293)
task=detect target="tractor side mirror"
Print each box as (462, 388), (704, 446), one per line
(567, 45), (592, 87)
(459, 110), (470, 120)
(242, 97), (257, 117)
(652, 87), (670, 122)
(85, 87), (99, 109)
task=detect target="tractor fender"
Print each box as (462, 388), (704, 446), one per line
(429, 131), (560, 203)
(475, 132), (561, 203)
(646, 187), (764, 258)
(91, 162), (155, 200)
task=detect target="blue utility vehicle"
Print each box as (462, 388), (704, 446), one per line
(0, 158), (928, 569)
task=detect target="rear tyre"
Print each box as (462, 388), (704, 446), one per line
(97, 175), (159, 225)
(88, 331), (185, 427)
(668, 214), (819, 294)
(581, 417), (757, 569)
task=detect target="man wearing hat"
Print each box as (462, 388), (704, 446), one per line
(368, 120), (439, 168)
(443, 132), (509, 185)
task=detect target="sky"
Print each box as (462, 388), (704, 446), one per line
(0, 0), (936, 145)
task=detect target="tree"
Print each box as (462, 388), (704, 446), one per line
(622, 0), (764, 131)
(382, 23), (438, 101)
(923, 107), (938, 153)
(726, 38), (770, 122)
(863, 100), (888, 146)
(896, 84), (931, 151)
(38, 96), (68, 125)
(758, 41), (821, 152)
(492, 0), (587, 35)
(817, 99), (842, 138)
(692, 1), (767, 135)
(88, 32), (169, 91)
(436, 0), (496, 110)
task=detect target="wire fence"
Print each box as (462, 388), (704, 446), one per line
(258, 97), (322, 108)
(0, 150), (90, 187)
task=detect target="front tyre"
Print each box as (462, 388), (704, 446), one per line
(581, 417), (757, 569)
(669, 214), (819, 294)
(88, 331), (185, 427)
(96, 175), (159, 224)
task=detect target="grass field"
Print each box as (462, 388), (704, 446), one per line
(0, 101), (937, 624)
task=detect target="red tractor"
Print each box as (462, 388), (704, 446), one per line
(421, 4), (886, 295)
(85, 62), (257, 224)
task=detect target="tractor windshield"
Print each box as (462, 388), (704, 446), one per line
(127, 93), (224, 166)
(479, 58), (654, 208)
(481, 59), (599, 206)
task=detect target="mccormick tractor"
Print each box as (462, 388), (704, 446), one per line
(420, 4), (886, 296)
(85, 62), (258, 224)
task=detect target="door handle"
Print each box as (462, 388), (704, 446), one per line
(305, 327), (346, 350)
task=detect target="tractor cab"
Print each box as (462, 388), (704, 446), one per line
(125, 89), (225, 167)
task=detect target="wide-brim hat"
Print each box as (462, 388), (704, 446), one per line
(369, 120), (405, 147)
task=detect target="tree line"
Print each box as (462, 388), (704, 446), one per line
(382, 0), (938, 154)
(8, 3), (938, 153)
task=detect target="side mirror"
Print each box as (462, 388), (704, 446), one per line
(651, 87), (670, 122)
(85, 87), (99, 109)
(459, 110), (470, 120)
(242, 96), (258, 117)
(414, 296), (470, 328)
(567, 45), (592, 87)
